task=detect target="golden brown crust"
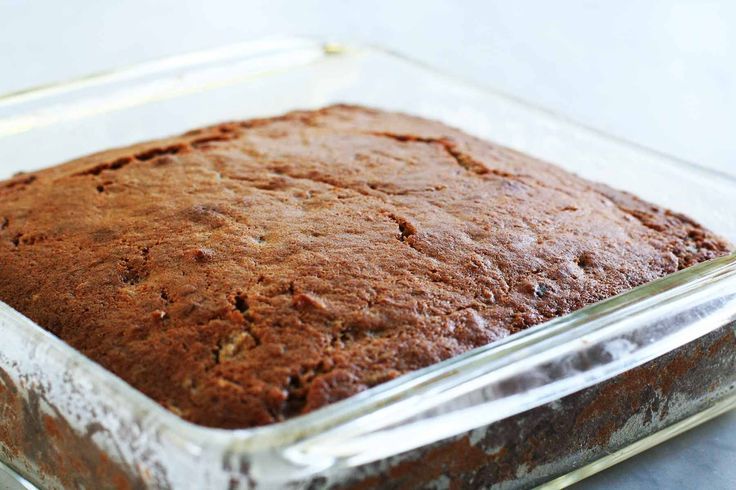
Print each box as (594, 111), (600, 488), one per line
(0, 105), (730, 428)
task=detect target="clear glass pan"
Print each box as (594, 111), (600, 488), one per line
(0, 37), (735, 489)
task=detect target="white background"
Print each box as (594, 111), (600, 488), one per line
(1, 1), (734, 488)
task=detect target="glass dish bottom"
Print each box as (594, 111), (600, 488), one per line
(2, 396), (734, 490)
(1, 459), (35, 490)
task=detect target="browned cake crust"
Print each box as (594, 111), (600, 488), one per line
(0, 105), (731, 429)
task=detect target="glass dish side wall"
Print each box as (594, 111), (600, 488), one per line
(1, 39), (735, 489)
(2, 41), (735, 243)
(315, 324), (736, 489)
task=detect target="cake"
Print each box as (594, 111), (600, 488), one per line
(0, 105), (730, 429)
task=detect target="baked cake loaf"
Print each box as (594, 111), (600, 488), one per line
(0, 105), (730, 429)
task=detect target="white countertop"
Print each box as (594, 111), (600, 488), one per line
(1, 1), (734, 488)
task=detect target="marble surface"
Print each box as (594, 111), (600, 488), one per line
(0, 1), (734, 488)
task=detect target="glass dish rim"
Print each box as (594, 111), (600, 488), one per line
(1, 36), (735, 454)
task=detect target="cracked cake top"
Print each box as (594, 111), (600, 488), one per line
(0, 105), (730, 428)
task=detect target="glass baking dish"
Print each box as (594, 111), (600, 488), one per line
(0, 37), (735, 489)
